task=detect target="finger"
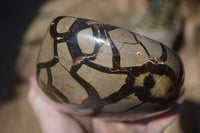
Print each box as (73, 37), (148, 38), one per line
(28, 75), (44, 113)
(92, 118), (147, 133)
(28, 76), (85, 133)
(142, 104), (182, 133)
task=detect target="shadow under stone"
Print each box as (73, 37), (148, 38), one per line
(179, 100), (200, 133)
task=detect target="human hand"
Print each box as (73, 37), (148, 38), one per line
(29, 76), (181, 133)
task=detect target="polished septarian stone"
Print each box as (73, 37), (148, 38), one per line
(36, 16), (184, 121)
